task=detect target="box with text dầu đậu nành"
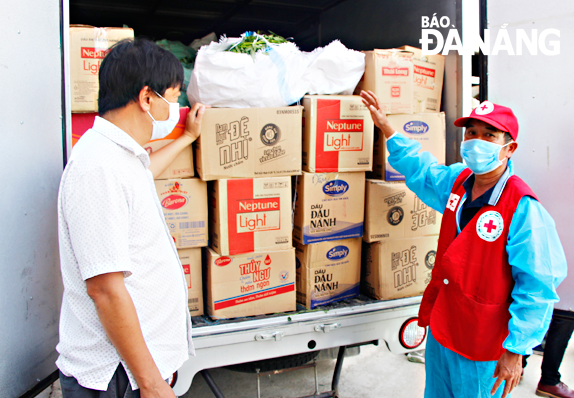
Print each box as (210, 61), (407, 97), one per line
(363, 180), (441, 243)
(302, 95), (374, 173)
(372, 112), (446, 181)
(208, 176), (292, 256)
(155, 178), (208, 249)
(354, 49), (414, 115)
(69, 25), (134, 113)
(72, 108), (194, 180)
(361, 236), (438, 301)
(177, 248), (203, 316)
(206, 247), (296, 319)
(399, 45), (445, 113)
(293, 172), (365, 245)
(296, 238), (362, 309)
(194, 107), (302, 181)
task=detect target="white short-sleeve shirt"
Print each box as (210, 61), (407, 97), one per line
(56, 117), (194, 391)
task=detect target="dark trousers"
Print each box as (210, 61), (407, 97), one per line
(540, 315), (574, 386)
(59, 365), (140, 398)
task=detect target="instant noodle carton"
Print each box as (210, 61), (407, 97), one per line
(206, 247), (296, 318)
(195, 107), (302, 180)
(302, 95), (374, 173)
(296, 238), (362, 309)
(69, 25), (134, 112)
(209, 176), (292, 256)
(177, 248), (203, 316)
(364, 180), (441, 242)
(373, 112), (446, 181)
(155, 178), (208, 249)
(293, 172), (365, 244)
(355, 49), (414, 114)
(361, 236), (439, 300)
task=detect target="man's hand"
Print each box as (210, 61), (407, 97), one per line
(140, 380), (176, 398)
(491, 350), (522, 398)
(359, 90), (395, 139)
(183, 102), (207, 142)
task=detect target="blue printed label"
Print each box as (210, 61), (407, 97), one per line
(322, 180), (349, 197)
(403, 121), (429, 135)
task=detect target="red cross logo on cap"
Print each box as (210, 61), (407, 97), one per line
(475, 101), (494, 115)
(476, 211), (504, 242)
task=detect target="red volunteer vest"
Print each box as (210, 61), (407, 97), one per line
(418, 168), (538, 361)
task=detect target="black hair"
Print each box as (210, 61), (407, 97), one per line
(98, 38), (184, 116)
(504, 132), (513, 143)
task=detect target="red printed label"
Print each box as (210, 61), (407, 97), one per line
(182, 264), (191, 288)
(215, 257), (232, 266)
(161, 195), (187, 210)
(382, 67), (409, 76)
(391, 86), (401, 98)
(214, 284), (295, 310)
(324, 132), (364, 151)
(81, 47), (109, 59)
(324, 120), (364, 132)
(414, 65), (436, 78)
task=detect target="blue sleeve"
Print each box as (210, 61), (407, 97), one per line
(503, 196), (568, 355)
(386, 133), (466, 213)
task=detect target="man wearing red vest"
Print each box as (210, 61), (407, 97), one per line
(361, 90), (568, 398)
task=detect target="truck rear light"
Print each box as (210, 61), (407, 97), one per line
(399, 318), (426, 349)
(168, 371), (178, 388)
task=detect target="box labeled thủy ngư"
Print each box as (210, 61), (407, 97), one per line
(206, 247), (296, 319)
(296, 238), (362, 309)
(355, 49), (414, 114)
(399, 45), (445, 113)
(177, 248), (203, 316)
(69, 25), (134, 112)
(209, 176), (292, 256)
(302, 95), (374, 173)
(195, 107), (302, 180)
(293, 172), (365, 244)
(155, 178), (208, 249)
(363, 180), (441, 242)
(373, 112), (446, 181)
(361, 236), (438, 301)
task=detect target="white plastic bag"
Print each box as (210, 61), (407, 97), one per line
(187, 36), (365, 108)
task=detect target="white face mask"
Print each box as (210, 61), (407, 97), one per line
(147, 91), (179, 141)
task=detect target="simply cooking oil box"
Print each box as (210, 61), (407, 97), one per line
(293, 172), (365, 244)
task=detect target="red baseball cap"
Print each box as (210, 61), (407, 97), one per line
(454, 101), (519, 140)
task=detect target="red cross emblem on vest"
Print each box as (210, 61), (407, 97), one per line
(476, 211), (504, 242)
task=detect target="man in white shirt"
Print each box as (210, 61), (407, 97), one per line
(56, 38), (205, 398)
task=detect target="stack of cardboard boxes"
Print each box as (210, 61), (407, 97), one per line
(198, 107), (302, 318)
(356, 46), (446, 301)
(293, 95), (373, 309)
(70, 27), (448, 318)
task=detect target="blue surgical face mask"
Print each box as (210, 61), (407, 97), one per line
(460, 139), (512, 175)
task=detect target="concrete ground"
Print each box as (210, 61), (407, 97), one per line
(43, 341), (573, 398)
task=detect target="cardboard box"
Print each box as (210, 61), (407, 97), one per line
(399, 45), (445, 113)
(302, 95), (374, 173)
(364, 180), (442, 242)
(72, 108), (194, 179)
(206, 247), (296, 318)
(69, 25), (134, 112)
(296, 238), (362, 309)
(355, 49), (414, 114)
(373, 112), (446, 181)
(361, 236), (438, 300)
(209, 176), (292, 256)
(293, 172), (365, 244)
(178, 248), (203, 316)
(155, 178), (208, 249)
(195, 107), (302, 181)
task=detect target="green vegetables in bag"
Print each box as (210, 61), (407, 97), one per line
(225, 31), (291, 59)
